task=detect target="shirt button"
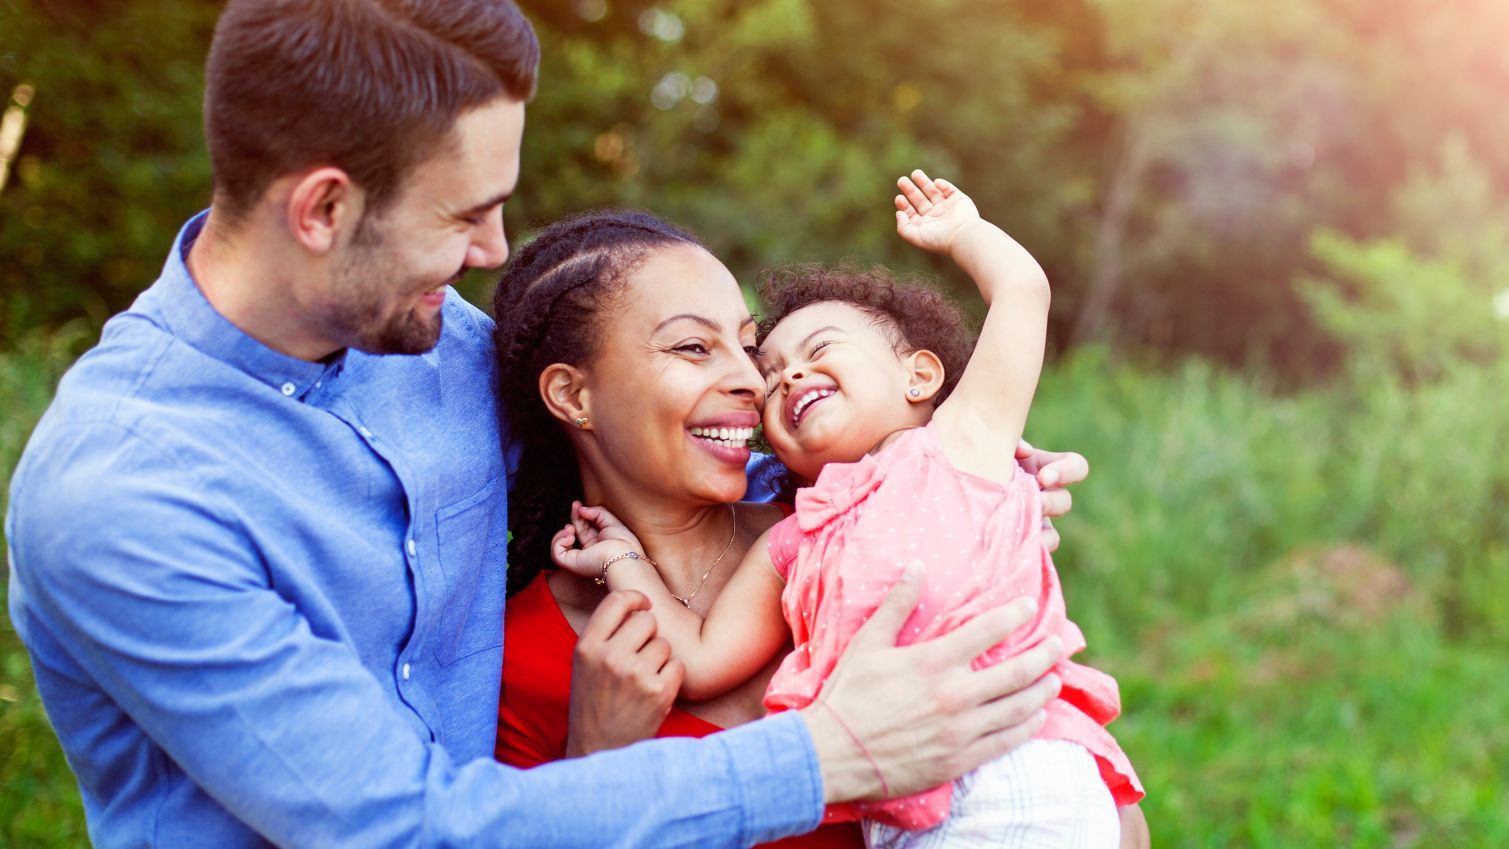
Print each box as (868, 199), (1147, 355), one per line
(315, 381), (323, 389)
(401, 663), (411, 681)
(359, 426), (374, 440)
(406, 539), (417, 557)
(280, 382), (296, 396)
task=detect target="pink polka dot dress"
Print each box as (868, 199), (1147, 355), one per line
(763, 422), (1143, 831)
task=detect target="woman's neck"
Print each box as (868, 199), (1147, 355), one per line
(581, 478), (739, 589)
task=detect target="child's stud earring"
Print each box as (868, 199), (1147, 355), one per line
(574, 416), (589, 428)
(908, 388), (922, 398)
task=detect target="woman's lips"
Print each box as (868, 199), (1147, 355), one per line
(686, 427), (752, 464)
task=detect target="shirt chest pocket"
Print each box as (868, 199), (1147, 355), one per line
(431, 476), (506, 666)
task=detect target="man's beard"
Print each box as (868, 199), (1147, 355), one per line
(323, 217), (451, 356)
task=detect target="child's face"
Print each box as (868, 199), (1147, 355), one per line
(758, 301), (922, 482)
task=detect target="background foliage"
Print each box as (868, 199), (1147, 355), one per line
(3, 0), (1507, 846)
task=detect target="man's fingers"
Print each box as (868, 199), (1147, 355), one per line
(961, 636), (1062, 707)
(956, 705), (1049, 773)
(1039, 486), (1072, 518)
(576, 589), (651, 647)
(846, 562), (924, 651)
(921, 596), (1038, 665)
(1039, 452), (1089, 490)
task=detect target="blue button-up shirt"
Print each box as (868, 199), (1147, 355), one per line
(6, 214), (823, 848)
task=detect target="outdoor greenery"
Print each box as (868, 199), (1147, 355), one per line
(3, 0), (1507, 846)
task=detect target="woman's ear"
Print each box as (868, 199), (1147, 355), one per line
(539, 363), (592, 430)
(903, 349), (946, 404)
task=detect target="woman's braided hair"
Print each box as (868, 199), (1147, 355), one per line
(492, 209), (703, 597)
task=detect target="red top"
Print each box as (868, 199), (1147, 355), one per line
(497, 574), (863, 849)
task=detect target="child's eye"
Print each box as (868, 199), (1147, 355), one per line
(809, 340), (833, 357)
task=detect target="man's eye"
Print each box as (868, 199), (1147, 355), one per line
(744, 345), (762, 358)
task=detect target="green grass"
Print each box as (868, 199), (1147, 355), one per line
(3, 336), (1506, 847)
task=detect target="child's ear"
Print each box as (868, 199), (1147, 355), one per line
(903, 349), (946, 403)
(539, 363), (593, 430)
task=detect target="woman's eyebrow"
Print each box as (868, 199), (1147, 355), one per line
(652, 313), (719, 334)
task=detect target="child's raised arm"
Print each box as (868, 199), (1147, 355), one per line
(552, 502), (789, 702)
(894, 169), (1049, 484)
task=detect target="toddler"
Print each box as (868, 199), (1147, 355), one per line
(552, 171), (1142, 848)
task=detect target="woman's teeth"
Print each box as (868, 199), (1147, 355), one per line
(792, 388), (834, 423)
(689, 426), (754, 448)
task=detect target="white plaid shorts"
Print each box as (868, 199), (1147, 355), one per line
(864, 739), (1120, 849)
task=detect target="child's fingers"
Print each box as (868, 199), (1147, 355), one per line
(895, 194), (910, 213)
(896, 209), (909, 230)
(911, 169), (945, 204)
(897, 175), (932, 215)
(935, 177), (957, 198)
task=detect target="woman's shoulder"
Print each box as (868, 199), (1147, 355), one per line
(737, 500), (788, 534)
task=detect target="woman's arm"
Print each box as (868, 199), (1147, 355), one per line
(553, 503), (791, 702)
(894, 170), (1050, 483)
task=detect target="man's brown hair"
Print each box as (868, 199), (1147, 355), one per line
(204, 0), (538, 225)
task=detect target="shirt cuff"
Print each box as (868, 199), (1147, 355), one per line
(716, 710), (825, 844)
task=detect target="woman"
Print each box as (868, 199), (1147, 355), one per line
(489, 211), (1144, 847)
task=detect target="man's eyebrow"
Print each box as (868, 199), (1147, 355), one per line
(458, 190), (513, 218)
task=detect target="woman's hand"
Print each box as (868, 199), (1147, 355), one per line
(1015, 439), (1090, 552)
(564, 590), (684, 757)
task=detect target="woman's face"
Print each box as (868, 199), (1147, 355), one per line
(579, 243), (762, 506)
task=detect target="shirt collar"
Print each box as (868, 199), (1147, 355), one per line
(150, 211), (346, 400)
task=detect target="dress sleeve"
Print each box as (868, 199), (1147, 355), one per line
(7, 423), (824, 849)
(765, 514), (804, 582)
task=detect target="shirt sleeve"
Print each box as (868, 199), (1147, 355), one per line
(7, 422), (823, 848)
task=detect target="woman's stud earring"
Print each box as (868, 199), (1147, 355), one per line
(908, 388), (922, 398)
(574, 416), (589, 428)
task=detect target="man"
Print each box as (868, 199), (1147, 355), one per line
(5, 2), (1083, 846)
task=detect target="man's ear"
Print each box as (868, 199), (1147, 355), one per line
(284, 166), (360, 255)
(904, 349), (946, 403)
(539, 363), (592, 430)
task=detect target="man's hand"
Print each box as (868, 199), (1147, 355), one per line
(1015, 440), (1089, 552)
(800, 566), (1063, 802)
(565, 590), (684, 757)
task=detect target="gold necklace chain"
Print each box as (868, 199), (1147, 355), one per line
(670, 504), (738, 608)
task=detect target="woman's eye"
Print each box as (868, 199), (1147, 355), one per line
(675, 343), (710, 355)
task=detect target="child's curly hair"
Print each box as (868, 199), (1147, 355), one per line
(756, 263), (978, 406)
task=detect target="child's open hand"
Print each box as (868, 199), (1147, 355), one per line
(895, 169), (981, 255)
(550, 501), (647, 579)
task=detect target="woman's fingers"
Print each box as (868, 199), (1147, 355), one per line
(576, 589), (652, 648)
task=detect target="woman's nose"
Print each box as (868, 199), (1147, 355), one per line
(727, 349), (765, 399)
